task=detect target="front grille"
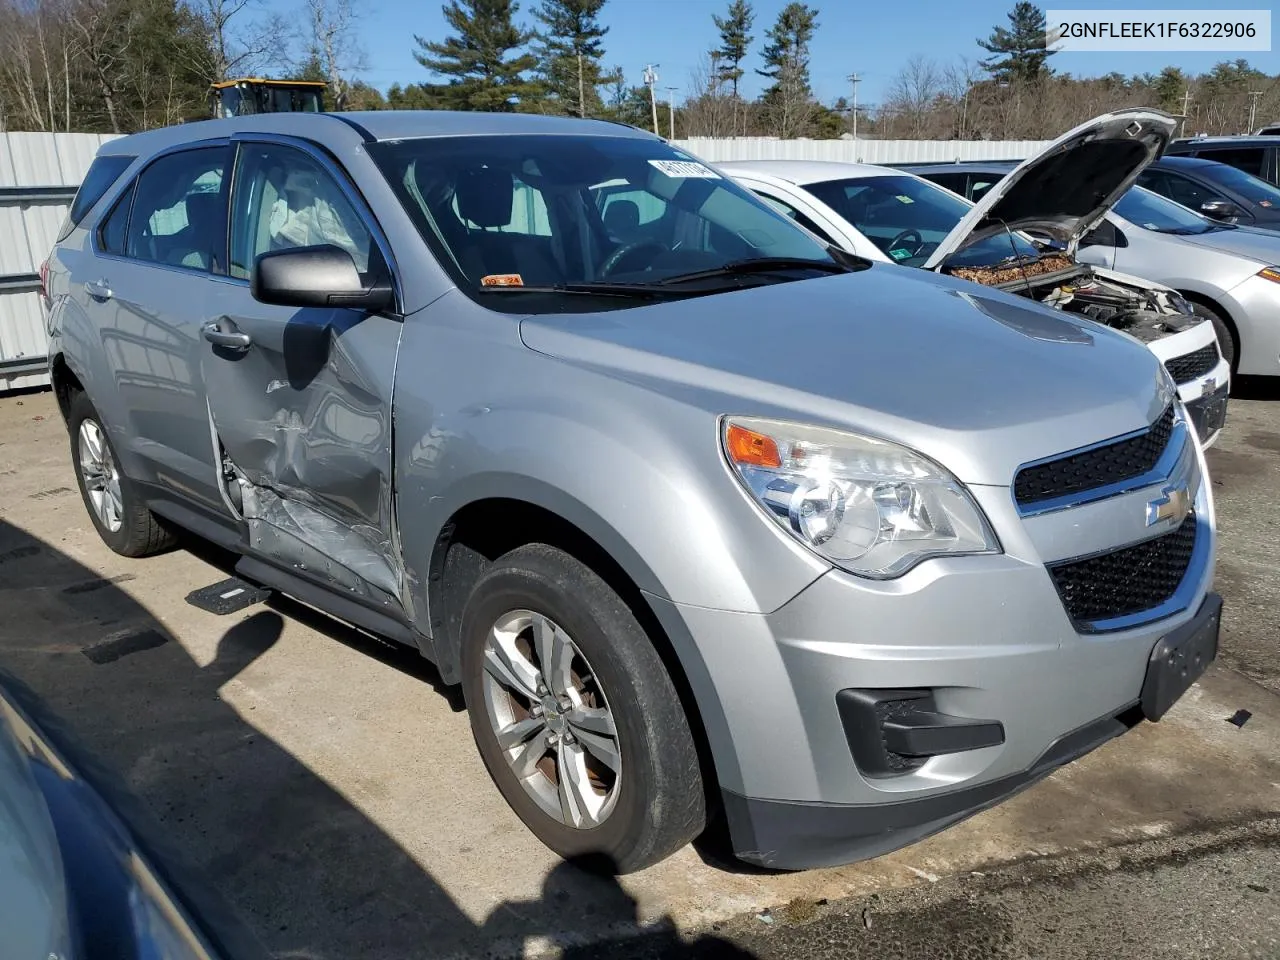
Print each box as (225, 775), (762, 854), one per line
(1048, 513), (1198, 626)
(1164, 343), (1220, 384)
(1014, 405), (1176, 508)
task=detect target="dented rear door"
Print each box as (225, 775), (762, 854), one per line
(201, 136), (405, 604)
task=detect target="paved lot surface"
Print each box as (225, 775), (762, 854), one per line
(0, 388), (1277, 959)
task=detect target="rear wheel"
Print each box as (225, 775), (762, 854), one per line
(68, 391), (175, 557)
(460, 543), (705, 874)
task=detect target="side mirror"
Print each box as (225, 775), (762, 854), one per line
(251, 245), (394, 312)
(1199, 199), (1241, 221)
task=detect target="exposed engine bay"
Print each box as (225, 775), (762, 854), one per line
(946, 257), (1198, 344)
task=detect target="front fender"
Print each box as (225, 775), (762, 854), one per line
(395, 392), (830, 623)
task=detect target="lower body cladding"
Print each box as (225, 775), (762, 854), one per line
(647, 423), (1218, 871)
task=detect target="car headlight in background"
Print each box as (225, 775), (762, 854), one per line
(722, 417), (1000, 579)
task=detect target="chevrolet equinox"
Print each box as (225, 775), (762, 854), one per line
(43, 111), (1221, 873)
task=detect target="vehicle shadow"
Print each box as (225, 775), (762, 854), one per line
(0, 517), (756, 959)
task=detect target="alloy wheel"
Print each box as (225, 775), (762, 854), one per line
(78, 418), (123, 533)
(481, 609), (622, 829)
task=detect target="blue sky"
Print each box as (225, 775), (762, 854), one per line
(353, 0), (1280, 105)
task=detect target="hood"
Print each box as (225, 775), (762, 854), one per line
(519, 267), (1170, 487)
(1166, 223), (1280, 267)
(923, 108), (1178, 270)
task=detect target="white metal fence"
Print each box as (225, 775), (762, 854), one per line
(0, 131), (1047, 394)
(670, 137), (1049, 165)
(0, 132), (121, 391)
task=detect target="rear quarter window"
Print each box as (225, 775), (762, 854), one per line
(57, 154), (135, 242)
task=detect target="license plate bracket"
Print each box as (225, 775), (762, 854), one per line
(1141, 593), (1222, 721)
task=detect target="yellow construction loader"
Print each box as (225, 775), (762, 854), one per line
(209, 78), (328, 118)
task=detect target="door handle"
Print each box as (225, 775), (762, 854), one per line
(84, 279), (112, 300)
(202, 318), (252, 352)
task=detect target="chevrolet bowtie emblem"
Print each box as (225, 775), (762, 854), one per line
(1146, 482), (1192, 527)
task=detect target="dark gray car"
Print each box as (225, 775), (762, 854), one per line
(43, 111), (1221, 873)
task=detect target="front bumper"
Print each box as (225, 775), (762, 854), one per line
(647, 418), (1217, 871)
(720, 592), (1221, 870)
(1185, 381), (1230, 447)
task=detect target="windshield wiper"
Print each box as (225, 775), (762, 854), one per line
(652, 256), (853, 286)
(478, 281), (691, 300)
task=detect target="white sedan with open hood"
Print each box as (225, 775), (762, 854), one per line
(717, 109), (1230, 447)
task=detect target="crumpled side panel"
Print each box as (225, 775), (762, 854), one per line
(239, 480), (400, 601)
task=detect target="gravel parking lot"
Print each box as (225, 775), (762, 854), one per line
(1, 387), (1278, 959)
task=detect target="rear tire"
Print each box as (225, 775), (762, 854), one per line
(460, 543), (705, 874)
(68, 391), (176, 558)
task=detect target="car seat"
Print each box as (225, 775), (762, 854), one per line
(452, 167), (563, 285)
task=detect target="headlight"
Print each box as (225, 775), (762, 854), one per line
(722, 417), (1000, 579)
(1258, 267), (1280, 284)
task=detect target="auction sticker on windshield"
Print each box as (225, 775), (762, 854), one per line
(649, 159), (721, 179)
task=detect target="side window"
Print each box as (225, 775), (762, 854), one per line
(99, 184), (135, 255)
(1162, 172), (1223, 209)
(1199, 147), (1266, 178)
(969, 178), (999, 202)
(126, 147), (230, 272)
(754, 193), (838, 246)
(58, 154), (135, 242)
(230, 143), (374, 279)
(926, 173), (967, 196)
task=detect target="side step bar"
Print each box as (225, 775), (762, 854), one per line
(235, 556), (421, 650)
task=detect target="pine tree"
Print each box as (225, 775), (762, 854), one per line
(712, 0), (753, 98)
(532, 0), (616, 117)
(756, 1), (817, 127)
(413, 0), (539, 111)
(977, 2), (1054, 83)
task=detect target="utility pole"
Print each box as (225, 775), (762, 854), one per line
(643, 64), (660, 136)
(1179, 88), (1192, 137)
(847, 73), (860, 141)
(1248, 90), (1264, 133)
(666, 86), (677, 139)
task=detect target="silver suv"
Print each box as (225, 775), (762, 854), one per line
(44, 111), (1221, 873)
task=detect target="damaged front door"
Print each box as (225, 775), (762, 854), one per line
(202, 138), (405, 607)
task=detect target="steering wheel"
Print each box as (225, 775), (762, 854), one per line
(600, 239), (669, 278)
(885, 229), (925, 259)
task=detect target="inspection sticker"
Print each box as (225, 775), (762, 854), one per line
(648, 159), (721, 179)
(481, 273), (524, 287)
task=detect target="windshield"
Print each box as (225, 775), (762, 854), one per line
(1114, 186), (1219, 234)
(368, 135), (835, 309)
(801, 174), (1040, 267)
(1203, 163), (1280, 208)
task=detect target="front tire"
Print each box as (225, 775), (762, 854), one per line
(68, 391), (176, 557)
(1189, 299), (1237, 375)
(460, 543), (705, 874)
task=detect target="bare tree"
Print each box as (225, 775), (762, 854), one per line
(0, 0), (76, 131)
(942, 55), (982, 138)
(190, 0), (288, 82)
(681, 53), (736, 138)
(884, 55), (942, 138)
(64, 0), (136, 132)
(304, 0), (364, 110)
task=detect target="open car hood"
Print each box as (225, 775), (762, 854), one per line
(922, 108), (1178, 270)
